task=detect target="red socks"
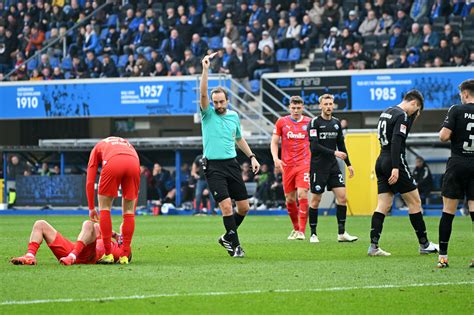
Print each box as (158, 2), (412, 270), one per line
(298, 198), (309, 233)
(99, 210), (113, 255)
(121, 213), (135, 257)
(27, 242), (40, 256)
(286, 201), (299, 231)
(71, 240), (86, 257)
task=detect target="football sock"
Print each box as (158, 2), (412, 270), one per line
(27, 242), (40, 256)
(409, 212), (429, 247)
(223, 215), (239, 247)
(122, 213), (135, 257)
(99, 210), (113, 255)
(71, 240), (85, 257)
(298, 199), (309, 233)
(370, 212), (385, 246)
(234, 212), (245, 228)
(309, 207), (318, 235)
(336, 204), (347, 235)
(286, 201), (299, 231)
(439, 212), (455, 256)
(470, 211), (474, 222)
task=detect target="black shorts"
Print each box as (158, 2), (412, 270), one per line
(375, 153), (417, 195)
(310, 160), (344, 194)
(442, 157), (474, 200)
(204, 158), (248, 203)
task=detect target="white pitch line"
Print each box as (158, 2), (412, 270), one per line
(1, 281), (472, 306)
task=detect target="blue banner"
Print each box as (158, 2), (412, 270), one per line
(0, 77), (226, 119)
(351, 71), (471, 110)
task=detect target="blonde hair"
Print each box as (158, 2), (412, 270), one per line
(318, 94), (334, 104)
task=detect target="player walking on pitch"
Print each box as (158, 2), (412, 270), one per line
(437, 79), (474, 268)
(200, 52), (260, 258)
(86, 136), (140, 264)
(271, 96), (311, 240)
(369, 90), (438, 256)
(307, 94), (358, 243)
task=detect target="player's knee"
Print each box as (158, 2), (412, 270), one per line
(82, 220), (94, 230)
(337, 196), (347, 205)
(34, 220), (48, 229)
(310, 196), (321, 208)
(286, 196), (296, 203)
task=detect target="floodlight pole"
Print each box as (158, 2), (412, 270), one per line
(175, 150), (181, 207)
(60, 152), (65, 176)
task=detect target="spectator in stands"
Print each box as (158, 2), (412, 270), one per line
(188, 5), (203, 34)
(138, 23), (162, 54)
(222, 18), (240, 48)
(191, 154), (215, 215)
(281, 15), (300, 49)
(388, 25), (407, 52)
(168, 61), (182, 76)
(450, 33), (469, 63)
(433, 56), (444, 67)
(118, 24), (131, 55)
(410, 0), (429, 22)
(440, 24), (454, 44)
(274, 18), (288, 49)
(176, 15), (193, 47)
(422, 23), (439, 48)
(39, 162), (51, 176)
(14, 52), (28, 80)
(453, 53), (466, 67)
(322, 26), (338, 56)
(161, 28), (185, 64)
(430, 0), (450, 20)
(37, 53), (51, 74)
(374, 0), (391, 18)
(102, 26), (118, 56)
(235, 2), (251, 32)
(393, 9), (413, 33)
(468, 52), (474, 66)
(41, 66), (51, 80)
(249, 20), (264, 42)
(51, 165), (60, 175)
(82, 24), (98, 55)
(183, 49), (200, 75)
(265, 17), (278, 40)
(322, 0), (339, 34)
(262, 0), (278, 24)
(413, 157), (433, 205)
(152, 163), (173, 202)
(258, 30), (274, 51)
(84, 50), (100, 78)
(406, 22), (423, 50)
(270, 168), (285, 208)
(335, 57), (346, 70)
(450, 0), (466, 16)
(344, 10), (360, 34)
(99, 53), (118, 78)
(374, 11), (394, 35)
(51, 66), (64, 79)
(0, 27), (16, 74)
(70, 55), (88, 78)
(338, 27), (355, 49)
(25, 24), (45, 57)
(226, 45), (251, 104)
(248, 2), (264, 27)
(140, 165), (154, 200)
(206, 2), (225, 36)
(352, 41), (372, 65)
(135, 53), (150, 76)
(419, 42), (434, 65)
(7, 155), (27, 180)
(307, 1), (324, 28)
(44, 27), (62, 57)
(299, 14), (317, 58)
(30, 68), (42, 80)
(255, 163), (273, 209)
(241, 162), (254, 183)
(129, 9), (144, 33)
(190, 33), (208, 58)
(144, 8), (158, 28)
(371, 51), (387, 68)
(247, 41), (260, 80)
(436, 39), (452, 64)
(358, 10), (378, 36)
(129, 22), (145, 54)
(150, 61), (168, 77)
(210, 48), (224, 73)
(254, 44), (276, 79)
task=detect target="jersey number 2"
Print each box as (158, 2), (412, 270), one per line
(377, 120), (388, 145)
(463, 122), (474, 152)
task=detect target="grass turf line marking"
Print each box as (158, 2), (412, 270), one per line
(1, 281), (472, 306)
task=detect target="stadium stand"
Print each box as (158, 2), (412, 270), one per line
(0, 0), (472, 81)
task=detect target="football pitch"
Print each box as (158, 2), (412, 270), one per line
(0, 215), (472, 314)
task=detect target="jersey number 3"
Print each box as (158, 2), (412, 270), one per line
(463, 122), (474, 152)
(377, 120), (388, 146)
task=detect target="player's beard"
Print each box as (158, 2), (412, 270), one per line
(216, 107), (227, 115)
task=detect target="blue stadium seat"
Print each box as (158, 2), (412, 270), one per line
(250, 80), (260, 94)
(45, 31), (51, 40)
(97, 55), (104, 63)
(50, 57), (60, 68)
(61, 57), (72, 70)
(26, 58), (37, 70)
(276, 48), (288, 62)
(287, 48), (301, 62)
(64, 71), (72, 79)
(106, 14), (118, 27)
(118, 54), (128, 67)
(100, 28), (109, 40)
(208, 36), (222, 50)
(110, 54), (118, 65)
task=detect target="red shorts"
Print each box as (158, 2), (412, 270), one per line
(282, 164), (310, 194)
(47, 232), (96, 264)
(95, 239), (122, 262)
(98, 154), (140, 200)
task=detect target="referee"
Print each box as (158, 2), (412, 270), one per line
(199, 52), (261, 258)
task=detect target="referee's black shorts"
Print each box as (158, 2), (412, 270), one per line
(205, 158), (248, 203)
(442, 157), (474, 200)
(375, 153), (417, 195)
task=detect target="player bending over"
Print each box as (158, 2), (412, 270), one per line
(271, 95), (311, 240)
(369, 90), (438, 256)
(10, 220), (125, 265)
(437, 79), (474, 268)
(307, 94), (358, 243)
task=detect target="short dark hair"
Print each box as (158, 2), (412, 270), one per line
(289, 95), (304, 104)
(459, 79), (474, 96)
(403, 89), (424, 111)
(210, 87), (229, 100)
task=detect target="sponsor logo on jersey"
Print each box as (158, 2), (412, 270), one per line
(334, 124), (339, 130)
(310, 129), (317, 137)
(302, 125), (307, 130)
(400, 124), (407, 134)
(465, 113), (474, 119)
(287, 131), (306, 139)
(315, 185), (322, 192)
(319, 131), (338, 139)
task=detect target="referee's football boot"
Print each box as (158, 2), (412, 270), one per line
(218, 235), (235, 256)
(233, 245), (245, 258)
(437, 256), (449, 269)
(287, 229), (298, 240)
(419, 242), (439, 255)
(337, 232), (358, 242)
(367, 245), (391, 256)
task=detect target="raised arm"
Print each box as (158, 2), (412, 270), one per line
(200, 52), (218, 110)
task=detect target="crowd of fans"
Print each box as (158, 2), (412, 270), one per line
(0, 0), (472, 82)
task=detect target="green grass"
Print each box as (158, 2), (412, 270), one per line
(0, 215), (472, 314)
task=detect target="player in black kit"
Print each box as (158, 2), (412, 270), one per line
(368, 90), (439, 256)
(437, 79), (474, 268)
(307, 94), (358, 243)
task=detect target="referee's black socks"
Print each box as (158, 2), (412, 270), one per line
(336, 205), (347, 235)
(470, 211), (474, 222)
(309, 207), (318, 235)
(223, 215), (240, 247)
(439, 212), (455, 256)
(370, 212), (385, 247)
(409, 212), (429, 247)
(233, 212), (245, 228)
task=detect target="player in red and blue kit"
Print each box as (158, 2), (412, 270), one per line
(271, 96), (311, 240)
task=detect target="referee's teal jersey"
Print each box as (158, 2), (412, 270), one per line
(201, 106), (242, 160)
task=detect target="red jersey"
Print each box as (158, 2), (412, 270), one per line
(273, 115), (311, 167)
(95, 239), (122, 262)
(86, 137), (139, 209)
